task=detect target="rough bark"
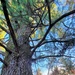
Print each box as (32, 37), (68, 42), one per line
(1, 53), (32, 75)
(1, 45), (33, 75)
(1, 39), (32, 75)
(1, 27), (33, 75)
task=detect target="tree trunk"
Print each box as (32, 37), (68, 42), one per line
(1, 44), (33, 75)
(1, 34), (33, 75)
(1, 47), (33, 75)
(1, 54), (33, 75)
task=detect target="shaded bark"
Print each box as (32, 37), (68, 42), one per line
(1, 53), (32, 75)
(1, 34), (33, 75)
(1, 39), (32, 75)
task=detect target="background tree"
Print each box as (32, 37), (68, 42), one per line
(0, 0), (75, 75)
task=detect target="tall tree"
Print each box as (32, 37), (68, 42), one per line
(0, 0), (75, 75)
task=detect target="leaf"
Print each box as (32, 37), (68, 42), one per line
(0, 46), (5, 52)
(0, 28), (6, 40)
(31, 30), (36, 38)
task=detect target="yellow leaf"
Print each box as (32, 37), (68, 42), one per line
(29, 17), (36, 25)
(31, 33), (35, 38)
(31, 30), (36, 38)
(0, 46), (5, 52)
(0, 29), (6, 39)
(0, 25), (6, 52)
(29, 17), (33, 21)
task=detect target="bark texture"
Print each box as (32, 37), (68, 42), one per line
(1, 33), (33, 75)
(1, 53), (32, 75)
(1, 41), (32, 75)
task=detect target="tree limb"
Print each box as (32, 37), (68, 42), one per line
(32, 55), (75, 61)
(52, 10), (75, 27)
(0, 25), (10, 34)
(45, 0), (51, 25)
(0, 43), (12, 54)
(0, 58), (8, 66)
(30, 40), (68, 49)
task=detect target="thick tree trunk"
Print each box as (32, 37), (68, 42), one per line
(1, 34), (33, 75)
(1, 54), (32, 75)
(1, 43), (33, 75)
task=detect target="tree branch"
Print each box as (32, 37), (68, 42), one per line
(30, 40), (68, 49)
(45, 0), (51, 25)
(1, 0), (18, 52)
(0, 58), (8, 66)
(32, 55), (75, 61)
(0, 43), (12, 54)
(52, 10), (75, 27)
(0, 25), (10, 34)
(31, 0), (52, 56)
(31, 10), (75, 56)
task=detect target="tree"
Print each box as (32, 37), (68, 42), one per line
(0, 0), (75, 75)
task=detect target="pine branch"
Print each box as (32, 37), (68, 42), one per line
(0, 58), (8, 66)
(1, 0), (18, 52)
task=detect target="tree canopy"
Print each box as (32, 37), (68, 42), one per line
(0, 0), (75, 75)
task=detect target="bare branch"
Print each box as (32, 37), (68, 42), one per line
(45, 0), (51, 25)
(32, 55), (75, 61)
(52, 10), (75, 27)
(0, 43), (12, 54)
(0, 25), (10, 34)
(0, 58), (8, 66)
(30, 40), (68, 49)
(31, 10), (75, 56)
